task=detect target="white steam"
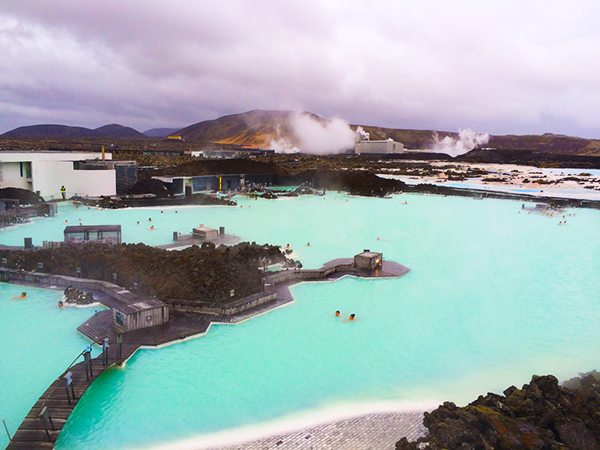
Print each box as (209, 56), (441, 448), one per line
(356, 126), (370, 140)
(269, 113), (357, 154)
(432, 129), (490, 157)
(270, 124), (300, 153)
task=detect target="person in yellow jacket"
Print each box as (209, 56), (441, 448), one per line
(60, 185), (66, 199)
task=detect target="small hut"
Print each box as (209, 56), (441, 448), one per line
(192, 226), (218, 242)
(354, 251), (383, 270)
(113, 299), (169, 332)
(64, 225), (122, 244)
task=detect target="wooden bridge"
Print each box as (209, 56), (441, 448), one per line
(6, 345), (134, 449)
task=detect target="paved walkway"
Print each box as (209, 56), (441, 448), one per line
(207, 412), (427, 450)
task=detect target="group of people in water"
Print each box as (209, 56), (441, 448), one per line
(10, 291), (67, 308)
(335, 310), (356, 322)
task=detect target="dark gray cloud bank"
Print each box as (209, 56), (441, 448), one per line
(1, 1), (599, 137)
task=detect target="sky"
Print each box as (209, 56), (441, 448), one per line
(1, 1), (600, 138)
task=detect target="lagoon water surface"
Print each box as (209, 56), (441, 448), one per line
(3, 194), (600, 449)
(0, 285), (101, 450)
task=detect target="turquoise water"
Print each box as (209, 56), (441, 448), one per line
(0, 285), (102, 450)
(2, 195), (600, 449)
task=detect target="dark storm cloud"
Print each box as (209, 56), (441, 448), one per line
(1, 0), (600, 137)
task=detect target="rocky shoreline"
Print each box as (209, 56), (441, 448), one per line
(72, 191), (237, 209)
(396, 373), (600, 450)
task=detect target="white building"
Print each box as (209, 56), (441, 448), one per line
(0, 152), (118, 198)
(354, 139), (404, 155)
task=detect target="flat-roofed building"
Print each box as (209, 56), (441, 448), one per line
(354, 139), (404, 155)
(0, 151), (119, 198)
(154, 174), (244, 195)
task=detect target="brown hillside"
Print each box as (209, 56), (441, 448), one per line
(176, 110), (328, 147)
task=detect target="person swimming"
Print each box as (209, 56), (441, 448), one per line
(12, 292), (27, 300)
(343, 314), (356, 322)
(335, 310), (341, 317)
(58, 300), (64, 308)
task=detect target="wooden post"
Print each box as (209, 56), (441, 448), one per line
(102, 338), (110, 366)
(117, 334), (123, 360)
(38, 406), (55, 441)
(84, 346), (93, 380)
(63, 372), (74, 404)
(2, 419), (11, 442)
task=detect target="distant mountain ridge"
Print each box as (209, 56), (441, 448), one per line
(2, 111), (600, 155)
(143, 127), (182, 138)
(1, 123), (146, 139)
(174, 110), (600, 156)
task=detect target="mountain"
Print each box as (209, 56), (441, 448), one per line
(176, 110), (325, 147)
(143, 128), (182, 138)
(93, 124), (146, 138)
(1, 124), (146, 139)
(171, 110), (600, 156)
(3, 111), (600, 156)
(1, 124), (97, 139)
(488, 133), (600, 156)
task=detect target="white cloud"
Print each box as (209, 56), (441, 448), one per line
(0, 0), (600, 137)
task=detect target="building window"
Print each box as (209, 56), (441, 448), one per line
(20, 162), (24, 177)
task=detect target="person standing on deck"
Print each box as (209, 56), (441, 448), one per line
(60, 185), (66, 200)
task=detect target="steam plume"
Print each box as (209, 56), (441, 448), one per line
(269, 113), (357, 154)
(356, 126), (370, 140)
(432, 129), (490, 157)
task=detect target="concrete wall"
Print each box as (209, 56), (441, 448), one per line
(0, 161), (32, 191)
(32, 160), (116, 198)
(0, 152), (115, 198)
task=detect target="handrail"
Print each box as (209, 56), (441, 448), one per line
(43, 192), (82, 202)
(36, 344), (94, 414)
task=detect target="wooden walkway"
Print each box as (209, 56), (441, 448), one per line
(6, 346), (136, 449)
(5, 258), (410, 449)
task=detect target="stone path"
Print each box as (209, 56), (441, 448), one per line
(207, 412), (427, 450)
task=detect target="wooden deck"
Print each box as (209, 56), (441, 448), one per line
(5, 257), (410, 449)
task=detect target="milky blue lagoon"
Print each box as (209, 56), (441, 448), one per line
(0, 285), (101, 450)
(2, 194), (600, 449)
